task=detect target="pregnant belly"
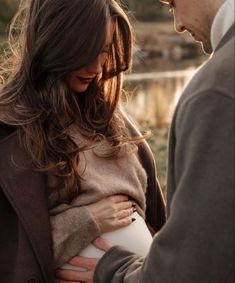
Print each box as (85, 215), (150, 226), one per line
(62, 212), (153, 271)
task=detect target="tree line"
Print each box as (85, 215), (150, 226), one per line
(0, 0), (170, 37)
(0, 0), (19, 36)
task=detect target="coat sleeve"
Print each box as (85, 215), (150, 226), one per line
(50, 205), (100, 268)
(94, 92), (234, 283)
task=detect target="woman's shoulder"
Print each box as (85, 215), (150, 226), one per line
(120, 109), (142, 136)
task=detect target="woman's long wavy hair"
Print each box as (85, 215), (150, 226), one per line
(0, 0), (143, 205)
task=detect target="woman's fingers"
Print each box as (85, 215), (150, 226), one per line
(86, 195), (137, 233)
(115, 199), (134, 210)
(116, 207), (134, 220)
(117, 215), (136, 227)
(110, 195), (136, 217)
(113, 200), (136, 222)
(108, 197), (137, 227)
(92, 237), (112, 251)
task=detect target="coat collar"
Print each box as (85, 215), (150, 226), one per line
(0, 130), (54, 282)
(211, 0), (234, 51)
(215, 23), (235, 53)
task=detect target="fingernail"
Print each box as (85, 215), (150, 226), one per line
(132, 218), (136, 222)
(132, 203), (136, 208)
(133, 208), (137, 213)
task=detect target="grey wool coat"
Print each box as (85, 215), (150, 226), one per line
(94, 24), (235, 283)
(0, 118), (166, 283)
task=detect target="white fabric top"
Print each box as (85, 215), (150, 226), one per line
(211, 0), (235, 51)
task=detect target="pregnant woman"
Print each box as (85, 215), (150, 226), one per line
(0, 1), (165, 282)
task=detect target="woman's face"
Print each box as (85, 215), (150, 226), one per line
(69, 19), (115, 93)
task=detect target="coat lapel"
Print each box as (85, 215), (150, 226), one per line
(215, 23), (235, 52)
(0, 131), (54, 282)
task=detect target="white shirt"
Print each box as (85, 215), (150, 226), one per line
(211, 0), (235, 51)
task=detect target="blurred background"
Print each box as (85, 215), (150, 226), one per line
(0, 0), (208, 194)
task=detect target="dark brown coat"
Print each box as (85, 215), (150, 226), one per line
(0, 123), (166, 283)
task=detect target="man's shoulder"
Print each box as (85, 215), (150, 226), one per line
(212, 34), (234, 77)
(180, 36), (234, 105)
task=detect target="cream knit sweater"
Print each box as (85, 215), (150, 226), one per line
(48, 126), (148, 268)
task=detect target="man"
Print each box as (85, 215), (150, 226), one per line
(56, 0), (234, 282)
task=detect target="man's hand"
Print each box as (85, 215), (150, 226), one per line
(55, 237), (113, 283)
(55, 256), (97, 283)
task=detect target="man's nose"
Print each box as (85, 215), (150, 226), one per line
(174, 16), (186, 33)
(87, 55), (104, 74)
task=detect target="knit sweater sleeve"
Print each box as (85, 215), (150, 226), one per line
(50, 205), (100, 268)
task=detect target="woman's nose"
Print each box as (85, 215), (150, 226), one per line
(87, 54), (105, 75)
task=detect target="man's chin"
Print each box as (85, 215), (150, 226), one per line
(201, 41), (213, 54)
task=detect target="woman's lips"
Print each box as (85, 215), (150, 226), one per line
(76, 76), (94, 84)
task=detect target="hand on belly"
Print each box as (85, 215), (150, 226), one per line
(62, 212), (152, 271)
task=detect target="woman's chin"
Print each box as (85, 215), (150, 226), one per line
(73, 86), (89, 93)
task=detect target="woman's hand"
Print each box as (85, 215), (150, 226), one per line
(55, 238), (112, 283)
(86, 194), (136, 234)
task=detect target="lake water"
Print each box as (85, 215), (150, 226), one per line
(123, 68), (197, 127)
(122, 68), (198, 192)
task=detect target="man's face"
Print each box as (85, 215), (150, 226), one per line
(161, 0), (221, 54)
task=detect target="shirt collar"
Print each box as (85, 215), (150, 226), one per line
(211, 0), (235, 51)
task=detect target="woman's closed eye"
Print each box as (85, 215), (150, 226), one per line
(101, 44), (111, 54)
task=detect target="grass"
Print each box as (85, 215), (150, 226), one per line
(139, 121), (169, 197)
